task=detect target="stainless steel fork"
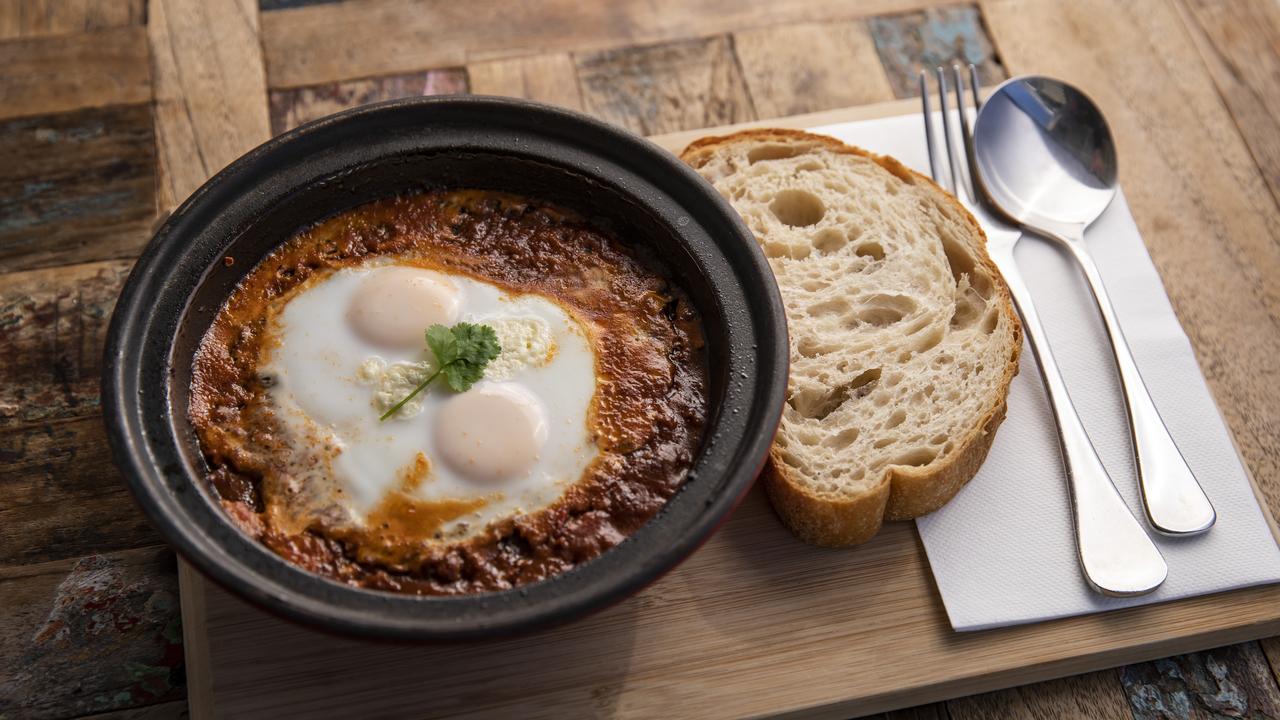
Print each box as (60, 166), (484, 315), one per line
(920, 66), (1166, 597)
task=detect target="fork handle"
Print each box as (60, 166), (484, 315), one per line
(1026, 222), (1216, 536)
(987, 244), (1167, 596)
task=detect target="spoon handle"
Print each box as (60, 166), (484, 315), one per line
(988, 245), (1167, 596)
(1033, 222), (1216, 536)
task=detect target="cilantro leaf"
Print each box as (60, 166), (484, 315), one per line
(380, 321), (503, 421)
(442, 362), (477, 392)
(452, 322), (501, 367)
(425, 324), (458, 365)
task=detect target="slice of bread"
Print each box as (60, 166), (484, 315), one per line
(681, 129), (1022, 546)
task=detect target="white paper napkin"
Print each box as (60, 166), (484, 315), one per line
(810, 114), (1280, 631)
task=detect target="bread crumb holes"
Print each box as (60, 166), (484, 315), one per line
(770, 189), (826, 227)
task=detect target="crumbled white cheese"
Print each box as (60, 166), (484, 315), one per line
(357, 356), (436, 419)
(484, 316), (556, 380)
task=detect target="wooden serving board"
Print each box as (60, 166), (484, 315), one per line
(180, 99), (1280, 720)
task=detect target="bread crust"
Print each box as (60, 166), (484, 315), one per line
(682, 128), (1022, 546)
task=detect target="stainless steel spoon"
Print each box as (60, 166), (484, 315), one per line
(971, 76), (1215, 535)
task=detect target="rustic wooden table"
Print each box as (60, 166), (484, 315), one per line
(3, 0), (1279, 718)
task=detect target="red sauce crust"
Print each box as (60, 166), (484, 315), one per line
(189, 190), (707, 595)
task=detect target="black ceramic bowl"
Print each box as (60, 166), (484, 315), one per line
(102, 96), (787, 640)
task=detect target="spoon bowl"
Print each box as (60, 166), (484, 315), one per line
(973, 76), (1118, 228)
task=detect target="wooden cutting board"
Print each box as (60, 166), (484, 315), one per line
(180, 98), (1280, 720)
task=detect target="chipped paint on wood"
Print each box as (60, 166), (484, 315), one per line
(0, 548), (184, 718)
(732, 20), (896, 119)
(0, 104), (156, 272)
(575, 35), (756, 136)
(0, 259), (133, 427)
(868, 6), (1006, 99)
(1120, 643), (1280, 719)
(268, 69), (469, 135)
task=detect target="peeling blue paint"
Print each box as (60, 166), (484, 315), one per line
(32, 122), (106, 144)
(0, 189), (137, 235)
(867, 7), (1006, 98)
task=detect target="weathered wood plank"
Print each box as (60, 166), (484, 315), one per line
(981, 0), (1280, 513)
(947, 670), (1132, 720)
(575, 36), (756, 136)
(868, 6), (1006, 99)
(1173, 0), (1280, 217)
(467, 53), (583, 111)
(1119, 642), (1280, 719)
(0, 25), (150, 121)
(0, 415), (160, 566)
(268, 68), (468, 135)
(0, 259), (132, 428)
(0, 104), (156, 273)
(1261, 638), (1280, 698)
(733, 20), (896, 119)
(82, 700), (190, 719)
(0, 0), (147, 41)
(260, 0), (967, 88)
(0, 547), (183, 719)
(149, 0), (271, 211)
(883, 703), (950, 720)
(259, 0), (339, 10)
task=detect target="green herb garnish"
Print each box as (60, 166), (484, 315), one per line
(379, 322), (501, 421)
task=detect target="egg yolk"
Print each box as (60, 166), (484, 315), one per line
(436, 384), (548, 483)
(346, 267), (460, 348)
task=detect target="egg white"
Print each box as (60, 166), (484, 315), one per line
(259, 262), (599, 543)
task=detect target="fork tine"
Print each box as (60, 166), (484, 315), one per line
(919, 71), (942, 184)
(967, 63), (982, 111)
(951, 64), (976, 201)
(935, 66), (961, 196)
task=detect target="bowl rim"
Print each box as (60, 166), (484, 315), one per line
(101, 95), (788, 640)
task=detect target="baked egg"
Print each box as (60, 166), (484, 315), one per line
(257, 261), (599, 550)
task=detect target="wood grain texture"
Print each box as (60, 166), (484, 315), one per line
(0, 104), (156, 272)
(0, 416), (160, 566)
(948, 671), (1131, 720)
(0, 25), (150, 121)
(186, 482), (1280, 719)
(981, 0), (1280, 516)
(0, 0), (147, 40)
(259, 0), (967, 88)
(732, 21), (897, 119)
(149, 0), (270, 211)
(268, 68), (468, 135)
(0, 547), (183, 719)
(868, 6), (1006, 99)
(882, 704), (950, 720)
(467, 53), (583, 110)
(1120, 642), (1280, 719)
(576, 36), (756, 136)
(0, 259), (132, 427)
(650, 95), (927, 152)
(177, 562), (210, 720)
(1173, 0), (1280, 217)
(1262, 638), (1280, 699)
